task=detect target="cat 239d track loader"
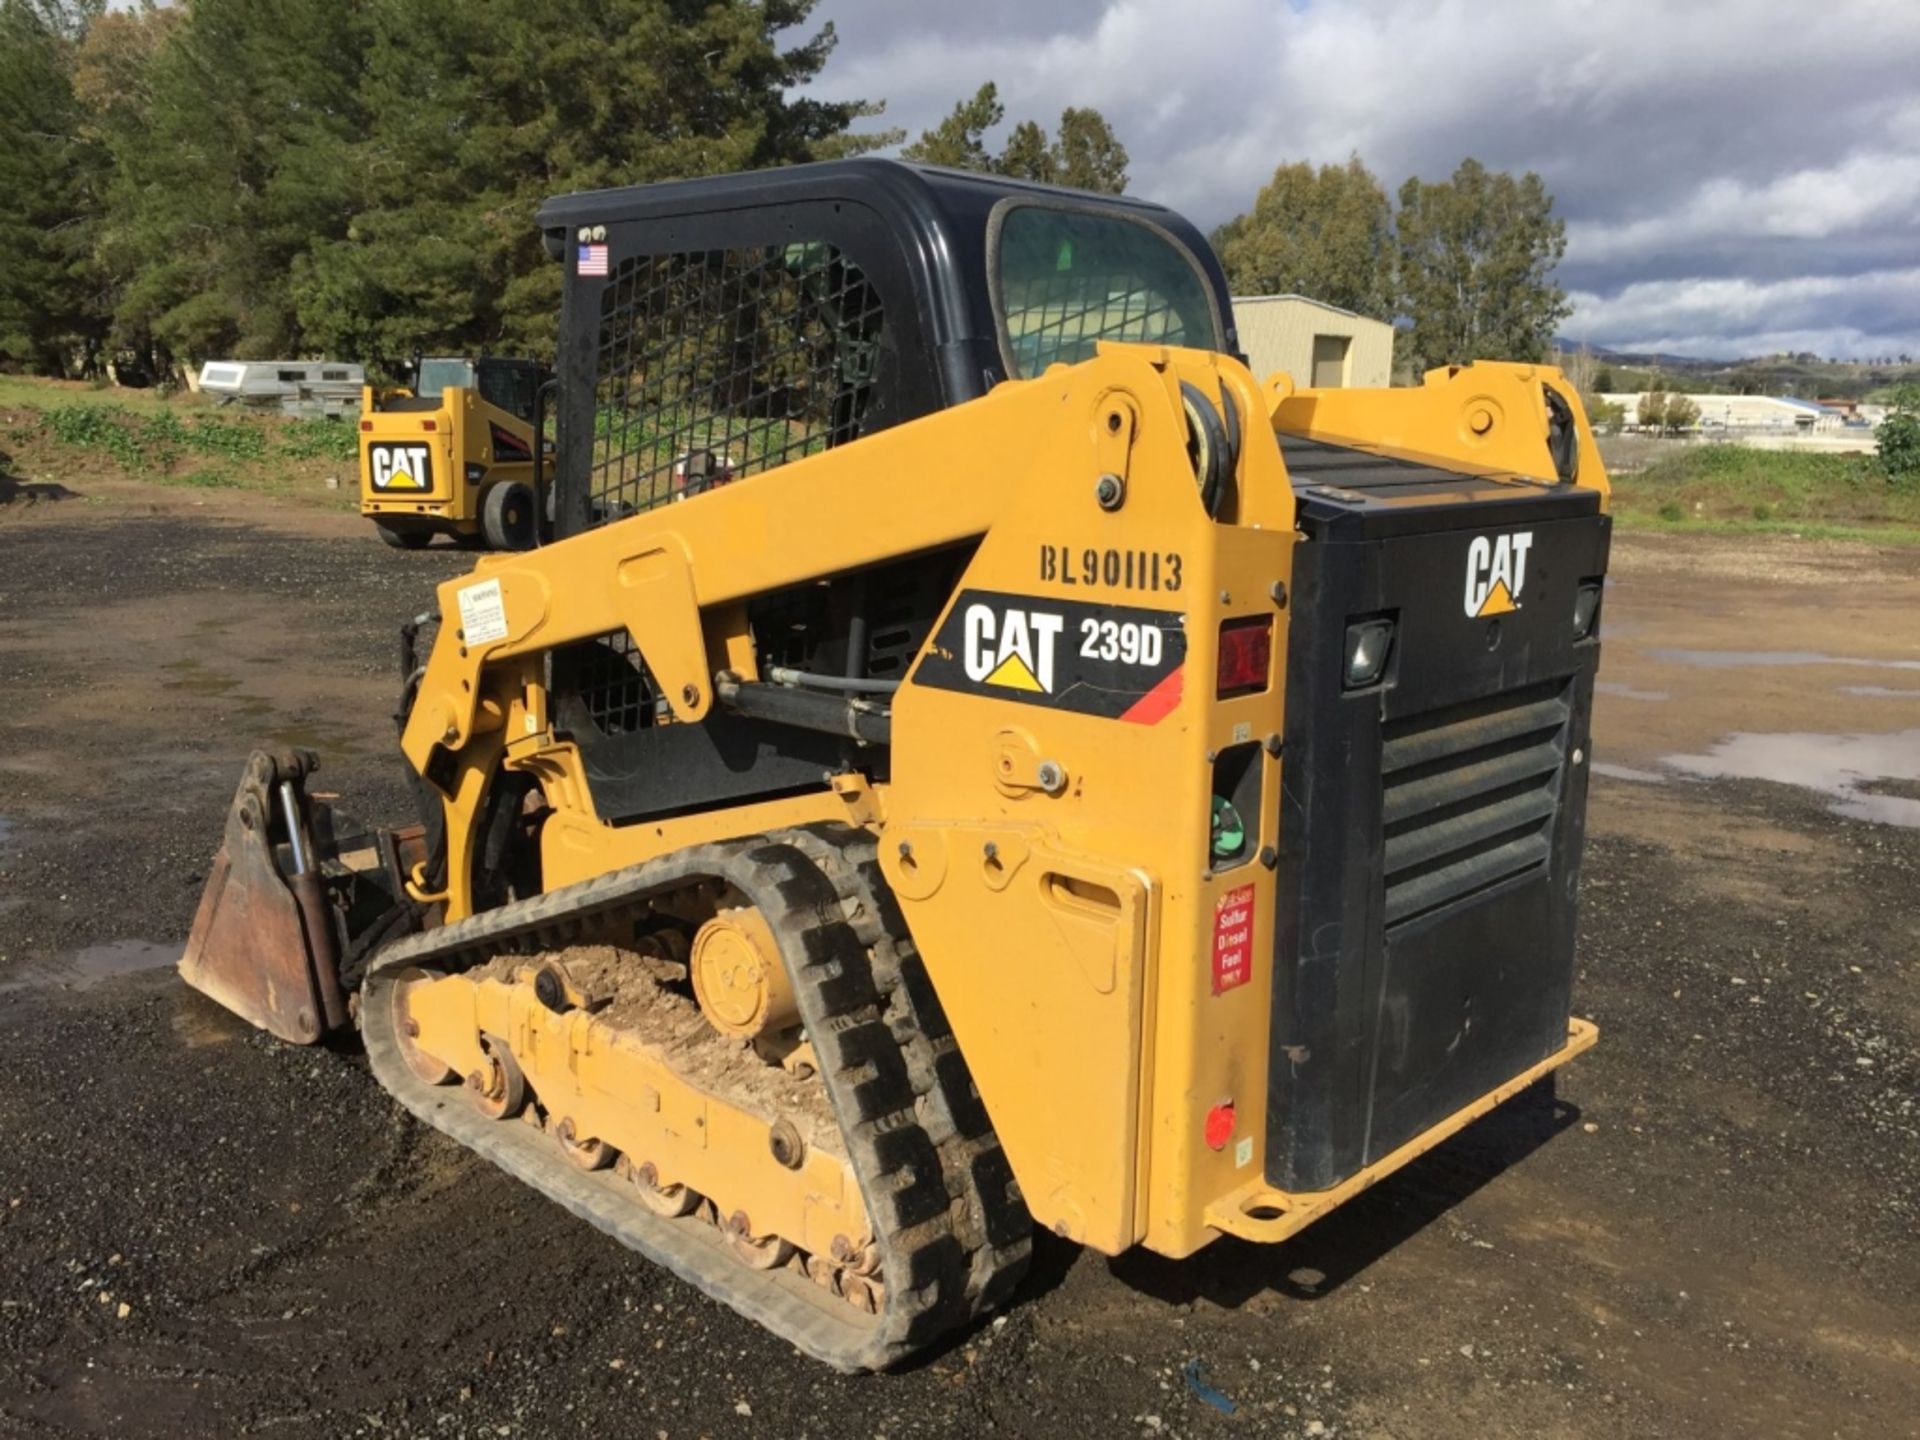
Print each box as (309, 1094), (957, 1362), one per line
(179, 159), (1610, 1370)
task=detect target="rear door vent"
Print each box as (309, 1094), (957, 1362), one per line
(1380, 680), (1570, 926)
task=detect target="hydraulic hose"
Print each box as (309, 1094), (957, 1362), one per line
(765, 666), (901, 695)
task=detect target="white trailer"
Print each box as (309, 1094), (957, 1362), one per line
(195, 360), (366, 418)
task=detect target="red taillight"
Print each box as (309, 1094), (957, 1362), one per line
(358, 420), (373, 431)
(1204, 1102), (1235, 1151)
(1216, 617), (1271, 698)
(420, 419), (437, 431)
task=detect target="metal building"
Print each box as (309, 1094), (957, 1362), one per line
(1599, 392), (1846, 432)
(1231, 294), (1394, 389)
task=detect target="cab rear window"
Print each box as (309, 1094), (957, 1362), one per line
(991, 203), (1222, 378)
(415, 359), (475, 400)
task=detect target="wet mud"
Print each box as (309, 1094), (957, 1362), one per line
(0, 490), (1915, 1438)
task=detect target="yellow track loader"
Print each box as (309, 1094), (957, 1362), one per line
(360, 355), (548, 550)
(181, 159), (1609, 1370)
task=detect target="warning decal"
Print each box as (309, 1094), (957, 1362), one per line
(911, 588), (1186, 722)
(456, 578), (510, 646)
(1211, 884), (1255, 995)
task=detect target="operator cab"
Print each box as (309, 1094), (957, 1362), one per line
(537, 158), (1240, 539)
(411, 356), (543, 425)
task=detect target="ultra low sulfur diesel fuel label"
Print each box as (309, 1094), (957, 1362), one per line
(1212, 884), (1255, 995)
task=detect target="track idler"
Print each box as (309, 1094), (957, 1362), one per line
(359, 828), (1034, 1370)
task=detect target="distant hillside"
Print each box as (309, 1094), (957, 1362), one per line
(1554, 342), (1920, 400)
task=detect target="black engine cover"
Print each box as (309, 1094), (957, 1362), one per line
(1266, 436), (1610, 1192)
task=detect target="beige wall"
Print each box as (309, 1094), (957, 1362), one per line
(1232, 295), (1394, 390)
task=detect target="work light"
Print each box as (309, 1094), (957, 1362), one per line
(1343, 618), (1395, 689)
(1572, 581), (1602, 639)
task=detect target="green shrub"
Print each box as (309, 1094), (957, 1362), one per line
(183, 415), (268, 460)
(139, 410), (187, 468)
(1878, 386), (1920, 492)
(45, 403), (122, 446)
(1609, 438), (1920, 535)
(40, 402), (281, 473)
(142, 410), (187, 444)
(1584, 396), (1626, 432)
(44, 404), (146, 470)
(278, 417), (358, 462)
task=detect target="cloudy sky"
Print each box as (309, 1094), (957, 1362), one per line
(799, 0), (1920, 360)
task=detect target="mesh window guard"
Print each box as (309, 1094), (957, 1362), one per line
(586, 242), (886, 523)
(558, 241), (886, 738)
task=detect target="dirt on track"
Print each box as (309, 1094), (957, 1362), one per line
(1, 479), (1916, 1439)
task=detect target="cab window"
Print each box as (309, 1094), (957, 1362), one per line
(477, 361), (538, 423)
(415, 358), (475, 400)
(992, 204), (1222, 378)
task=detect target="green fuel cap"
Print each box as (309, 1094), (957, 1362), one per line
(1211, 795), (1246, 858)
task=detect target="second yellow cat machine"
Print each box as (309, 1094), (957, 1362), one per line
(358, 355), (547, 550)
(181, 159), (1609, 1370)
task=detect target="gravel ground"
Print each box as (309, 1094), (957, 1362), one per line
(0, 480), (1915, 1439)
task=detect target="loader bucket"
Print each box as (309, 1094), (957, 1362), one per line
(179, 749), (350, 1045)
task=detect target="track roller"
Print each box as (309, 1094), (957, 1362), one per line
(360, 830), (1033, 1370)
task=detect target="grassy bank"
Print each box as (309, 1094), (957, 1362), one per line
(1, 375), (358, 507)
(1606, 444), (1920, 543)
(0, 374), (192, 416)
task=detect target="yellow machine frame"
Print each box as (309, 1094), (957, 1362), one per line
(359, 382), (538, 543)
(394, 346), (1606, 1264)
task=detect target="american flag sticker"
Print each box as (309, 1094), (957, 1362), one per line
(577, 243), (609, 277)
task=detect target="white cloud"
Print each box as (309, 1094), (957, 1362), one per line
(1566, 153), (1920, 263)
(1567, 267), (1920, 357)
(804, 0), (1920, 358)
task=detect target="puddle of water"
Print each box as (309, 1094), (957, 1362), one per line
(1594, 681), (1670, 702)
(1841, 685), (1920, 699)
(0, 939), (181, 994)
(1592, 761), (1667, 784)
(1665, 728), (1920, 829)
(1648, 648), (1920, 673)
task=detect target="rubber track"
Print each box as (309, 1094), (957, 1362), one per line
(360, 832), (1029, 1371)
(784, 825), (1032, 1312)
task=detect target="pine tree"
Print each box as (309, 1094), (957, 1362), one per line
(900, 82), (1005, 171)
(0, 0), (105, 374)
(1395, 159), (1570, 370)
(1211, 156), (1393, 317)
(902, 82), (1128, 194)
(101, 0), (371, 366)
(291, 0), (890, 363)
(995, 119), (1057, 185)
(1050, 107), (1126, 194)
(57, 0), (893, 372)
